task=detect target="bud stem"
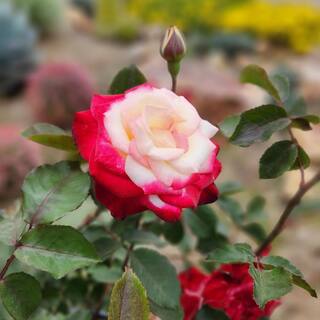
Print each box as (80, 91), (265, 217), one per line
(168, 61), (180, 93)
(171, 75), (177, 93)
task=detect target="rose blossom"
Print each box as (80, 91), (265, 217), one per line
(72, 84), (221, 221)
(179, 268), (210, 320)
(179, 264), (280, 320)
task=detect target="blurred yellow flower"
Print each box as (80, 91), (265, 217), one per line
(220, 1), (320, 53)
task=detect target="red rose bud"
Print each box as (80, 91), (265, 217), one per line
(160, 26), (186, 63)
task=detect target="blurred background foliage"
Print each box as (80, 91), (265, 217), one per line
(127, 0), (320, 53)
(1, 0), (320, 319)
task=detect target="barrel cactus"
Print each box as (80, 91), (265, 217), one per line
(26, 63), (94, 129)
(13, 0), (64, 37)
(0, 2), (37, 96)
(0, 125), (41, 204)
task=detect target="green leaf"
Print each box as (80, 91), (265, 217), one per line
(30, 309), (66, 320)
(65, 311), (91, 320)
(217, 196), (244, 225)
(249, 265), (292, 308)
(219, 115), (240, 138)
(131, 248), (180, 309)
(183, 207), (217, 239)
(261, 256), (317, 298)
(259, 141), (298, 179)
(88, 265), (122, 283)
(162, 221), (184, 244)
(261, 256), (302, 276)
(246, 196), (266, 223)
(284, 96), (307, 117)
(240, 65), (281, 101)
(15, 225), (100, 279)
(302, 114), (320, 124)
(196, 306), (229, 320)
(92, 237), (121, 261)
(292, 275), (317, 298)
(230, 105), (290, 147)
(109, 65), (147, 94)
(197, 235), (228, 255)
(123, 230), (166, 247)
(207, 243), (255, 264)
(149, 301), (183, 320)
(108, 269), (149, 320)
(195, 205), (218, 228)
(22, 123), (77, 151)
(218, 181), (243, 196)
(291, 118), (312, 131)
(290, 146), (310, 170)
(291, 115), (320, 131)
(0, 217), (25, 246)
(270, 74), (290, 102)
(22, 161), (91, 224)
(230, 105), (291, 147)
(0, 272), (42, 320)
(242, 223), (267, 244)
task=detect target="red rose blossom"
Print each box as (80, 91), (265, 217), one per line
(72, 84), (221, 221)
(179, 268), (210, 320)
(179, 264), (280, 320)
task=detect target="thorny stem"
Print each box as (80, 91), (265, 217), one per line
(288, 127), (305, 186)
(256, 170), (320, 255)
(122, 243), (135, 271)
(277, 99), (305, 186)
(121, 216), (142, 271)
(79, 205), (104, 230)
(255, 96), (315, 254)
(0, 242), (21, 281)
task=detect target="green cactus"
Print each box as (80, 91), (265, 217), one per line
(0, 2), (38, 96)
(13, 0), (64, 37)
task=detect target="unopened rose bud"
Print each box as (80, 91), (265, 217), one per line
(160, 26), (186, 63)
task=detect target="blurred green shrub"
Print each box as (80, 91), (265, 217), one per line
(72, 0), (96, 18)
(13, 0), (64, 37)
(0, 2), (37, 96)
(95, 0), (140, 42)
(189, 31), (256, 58)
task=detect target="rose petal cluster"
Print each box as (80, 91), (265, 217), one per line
(72, 84), (221, 221)
(179, 264), (280, 320)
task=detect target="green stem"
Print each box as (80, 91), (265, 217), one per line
(168, 62), (180, 93)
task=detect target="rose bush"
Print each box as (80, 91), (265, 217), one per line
(0, 26), (319, 320)
(72, 84), (221, 221)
